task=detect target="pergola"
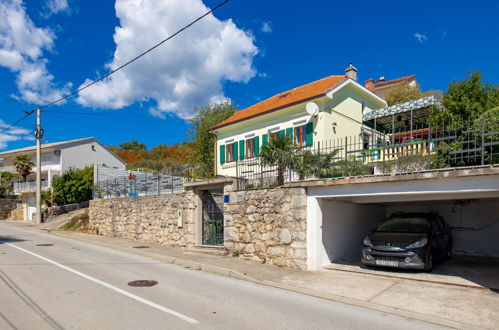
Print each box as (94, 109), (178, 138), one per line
(363, 95), (443, 134)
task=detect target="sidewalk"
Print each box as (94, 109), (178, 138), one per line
(11, 221), (499, 330)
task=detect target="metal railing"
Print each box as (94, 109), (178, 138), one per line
(14, 181), (49, 191)
(93, 167), (196, 199)
(235, 115), (499, 189)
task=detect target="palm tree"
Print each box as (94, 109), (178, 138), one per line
(14, 154), (34, 182)
(260, 134), (295, 186)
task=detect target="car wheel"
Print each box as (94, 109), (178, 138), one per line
(424, 250), (433, 272)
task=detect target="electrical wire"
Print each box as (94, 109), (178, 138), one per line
(0, 0), (230, 135)
(42, 110), (150, 118)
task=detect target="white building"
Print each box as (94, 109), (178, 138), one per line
(0, 137), (126, 220)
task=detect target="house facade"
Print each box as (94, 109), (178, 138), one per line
(211, 64), (387, 177)
(364, 74), (418, 98)
(0, 137), (126, 220)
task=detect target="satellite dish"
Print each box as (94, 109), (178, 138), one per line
(306, 102), (319, 116)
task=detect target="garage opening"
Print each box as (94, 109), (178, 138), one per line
(319, 196), (499, 289)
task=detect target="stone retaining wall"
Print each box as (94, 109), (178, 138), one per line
(0, 199), (21, 220)
(224, 188), (307, 270)
(89, 192), (196, 248)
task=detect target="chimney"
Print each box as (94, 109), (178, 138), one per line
(364, 78), (376, 91)
(378, 76), (385, 83)
(344, 62), (357, 81)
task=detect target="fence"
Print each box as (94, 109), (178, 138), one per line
(93, 167), (194, 199)
(235, 115), (499, 189)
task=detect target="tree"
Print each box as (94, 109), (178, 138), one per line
(260, 134), (295, 186)
(384, 81), (427, 106)
(52, 166), (93, 205)
(188, 100), (237, 178)
(0, 171), (20, 198)
(14, 154), (34, 182)
(431, 71), (499, 124)
(119, 140), (147, 151)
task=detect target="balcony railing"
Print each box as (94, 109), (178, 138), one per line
(14, 181), (49, 191)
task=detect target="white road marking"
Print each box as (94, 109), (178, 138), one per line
(3, 241), (200, 325)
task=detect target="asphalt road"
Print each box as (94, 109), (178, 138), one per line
(0, 223), (447, 330)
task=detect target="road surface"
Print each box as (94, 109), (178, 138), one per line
(0, 223), (447, 330)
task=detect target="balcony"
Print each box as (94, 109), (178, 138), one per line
(14, 181), (50, 191)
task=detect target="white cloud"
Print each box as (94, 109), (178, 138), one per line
(260, 21), (272, 33)
(0, 119), (32, 149)
(44, 0), (69, 17)
(0, 0), (70, 105)
(414, 32), (428, 43)
(42, 0), (70, 18)
(76, 0), (258, 119)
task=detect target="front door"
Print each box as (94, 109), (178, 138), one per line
(27, 195), (36, 221)
(202, 192), (224, 246)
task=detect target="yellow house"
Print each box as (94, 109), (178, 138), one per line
(211, 64), (387, 177)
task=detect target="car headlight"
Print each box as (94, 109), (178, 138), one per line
(363, 236), (373, 247)
(406, 238), (428, 249)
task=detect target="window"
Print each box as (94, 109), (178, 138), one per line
(226, 144), (234, 162)
(362, 133), (370, 150)
(294, 125), (305, 148)
(246, 138), (255, 158)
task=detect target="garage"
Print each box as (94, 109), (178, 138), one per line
(306, 167), (499, 289)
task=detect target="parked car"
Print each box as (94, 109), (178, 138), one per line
(361, 212), (452, 272)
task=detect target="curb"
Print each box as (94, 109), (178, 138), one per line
(29, 227), (487, 330)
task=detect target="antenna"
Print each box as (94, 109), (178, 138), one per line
(306, 102), (319, 117)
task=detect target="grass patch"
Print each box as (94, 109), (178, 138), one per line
(60, 211), (89, 231)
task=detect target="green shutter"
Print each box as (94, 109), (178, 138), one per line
(233, 142), (238, 161)
(239, 140), (245, 160)
(262, 134), (268, 147)
(254, 136), (260, 156)
(305, 122), (314, 146)
(220, 145), (225, 164)
(286, 127), (293, 142)
(279, 130), (285, 139)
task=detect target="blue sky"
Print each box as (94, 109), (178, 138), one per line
(1, 0), (498, 150)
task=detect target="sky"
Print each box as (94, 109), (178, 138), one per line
(0, 0), (498, 151)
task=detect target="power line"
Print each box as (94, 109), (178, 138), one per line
(43, 110), (150, 118)
(0, 0), (230, 135)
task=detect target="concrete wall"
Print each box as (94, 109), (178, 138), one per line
(61, 140), (125, 172)
(387, 199), (499, 257)
(89, 192), (197, 248)
(321, 200), (385, 263)
(0, 199), (21, 220)
(224, 187), (308, 270)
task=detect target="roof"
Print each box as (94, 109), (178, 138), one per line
(0, 137), (96, 156)
(212, 75), (347, 130)
(0, 137), (126, 166)
(374, 75), (416, 88)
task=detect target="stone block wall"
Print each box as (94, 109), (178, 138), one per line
(89, 191), (197, 248)
(224, 188), (307, 270)
(0, 199), (21, 220)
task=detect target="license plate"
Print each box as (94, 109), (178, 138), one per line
(375, 259), (399, 267)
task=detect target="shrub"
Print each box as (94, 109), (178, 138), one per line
(52, 166), (93, 205)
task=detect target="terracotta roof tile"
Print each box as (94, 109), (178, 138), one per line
(212, 75), (346, 130)
(374, 75), (416, 88)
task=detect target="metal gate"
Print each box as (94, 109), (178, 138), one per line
(202, 196), (224, 246)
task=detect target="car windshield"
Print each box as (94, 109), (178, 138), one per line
(376, 217), (429, 233)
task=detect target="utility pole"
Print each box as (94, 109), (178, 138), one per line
(35, 108), (43, 224)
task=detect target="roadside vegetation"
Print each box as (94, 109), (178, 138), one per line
(52, 166), (93, 205)
(60, 210), (90, 231)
